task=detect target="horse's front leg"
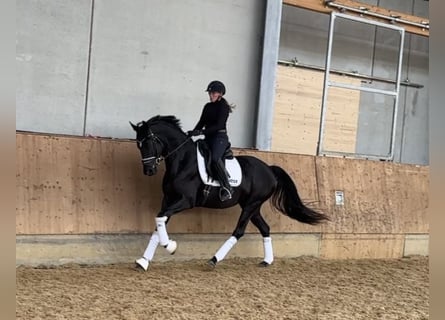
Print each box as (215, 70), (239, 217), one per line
(135, 196), (191, 271)
(155, 215), (177, 254)
(155, 195), (193, 254)
(135, 230), (160, 271)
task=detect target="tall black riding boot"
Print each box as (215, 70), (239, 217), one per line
(213, 159), (233, 202)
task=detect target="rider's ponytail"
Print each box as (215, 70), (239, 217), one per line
(221, 97), (235, 113)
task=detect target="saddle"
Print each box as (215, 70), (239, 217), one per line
(196, 140), (241, 187)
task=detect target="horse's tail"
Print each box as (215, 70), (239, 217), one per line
(269, 165), (329, 225)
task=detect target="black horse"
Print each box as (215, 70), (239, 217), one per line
(130, 115), (328, 271)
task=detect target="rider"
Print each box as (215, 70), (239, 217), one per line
(187, 80), (234, 202)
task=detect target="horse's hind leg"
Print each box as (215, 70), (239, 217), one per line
(208, 202), (261, 268)
(135, 230), (160, 271)
(250, 212), (274, 266)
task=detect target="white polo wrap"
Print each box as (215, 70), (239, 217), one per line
(142, 231), (160, 261)
(155, 216), (169, 246)
(215, 236), (238, 262)
(263, 237), (274, 264)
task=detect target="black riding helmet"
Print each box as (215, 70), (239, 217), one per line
(206, 80), (226, 95)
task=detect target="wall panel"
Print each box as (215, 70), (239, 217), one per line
(16, 0), (266, 148)
(272, 66), (360, 155)
(16, 133), (322, 235)
(85, 0), (265, 147)
(16, 133), (428, 236)
(16, 0), (92, 135)
(16, 134), (161, 234)
(320, 234), (405, 259)
(316, 156), (429, 234)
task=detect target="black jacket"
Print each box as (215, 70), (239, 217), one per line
(193, 99), (230, 136)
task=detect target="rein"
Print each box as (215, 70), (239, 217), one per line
(158, 135), (192, 163)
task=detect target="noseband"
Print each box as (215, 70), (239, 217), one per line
(138, 130), (164, 168)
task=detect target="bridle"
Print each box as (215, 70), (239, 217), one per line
(138, 129), (191, 169)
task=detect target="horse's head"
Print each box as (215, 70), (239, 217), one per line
(130, 120), (164, 176)
(130, 115), (185, 176)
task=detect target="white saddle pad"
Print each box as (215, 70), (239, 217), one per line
(196, 149), (242, 187)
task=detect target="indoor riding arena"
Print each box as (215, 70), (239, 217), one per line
(16, 1), (429, 319)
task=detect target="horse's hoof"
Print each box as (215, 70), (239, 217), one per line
(135, 257), (149, 271)
(165, 240), (177, 255)
(205, 257), (217, 270)
(259, 261), (271, 267)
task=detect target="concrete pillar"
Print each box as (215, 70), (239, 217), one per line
(255, 0), (282, 150)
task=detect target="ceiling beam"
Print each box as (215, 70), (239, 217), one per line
(283, 0), (429, 37)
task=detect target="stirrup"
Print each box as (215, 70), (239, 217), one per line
(219, 187), (232, 202)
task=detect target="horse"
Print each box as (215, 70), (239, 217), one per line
(130, 115), (329, 271)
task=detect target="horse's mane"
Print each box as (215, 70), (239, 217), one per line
(143, 115), (183, 131)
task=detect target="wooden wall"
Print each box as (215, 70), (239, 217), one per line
(272, 65), (361, 155)
(16, 132), (428, 236)
(16, 134), (161, 234)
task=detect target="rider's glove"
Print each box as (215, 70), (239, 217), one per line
(187, 129), (203, 137)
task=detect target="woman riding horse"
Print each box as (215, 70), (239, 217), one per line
(187, 80), (234, 202)
(131, 115), (329, 271)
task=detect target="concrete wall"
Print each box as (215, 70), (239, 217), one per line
(16, 0), (92, 136)
(278, 0), (429, 165)
(16, 0), (266, 147)
(16, 233), (428, 266)
(16, 0), (429, 163)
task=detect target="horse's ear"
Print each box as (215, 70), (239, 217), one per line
(129, 121), (138, 131)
